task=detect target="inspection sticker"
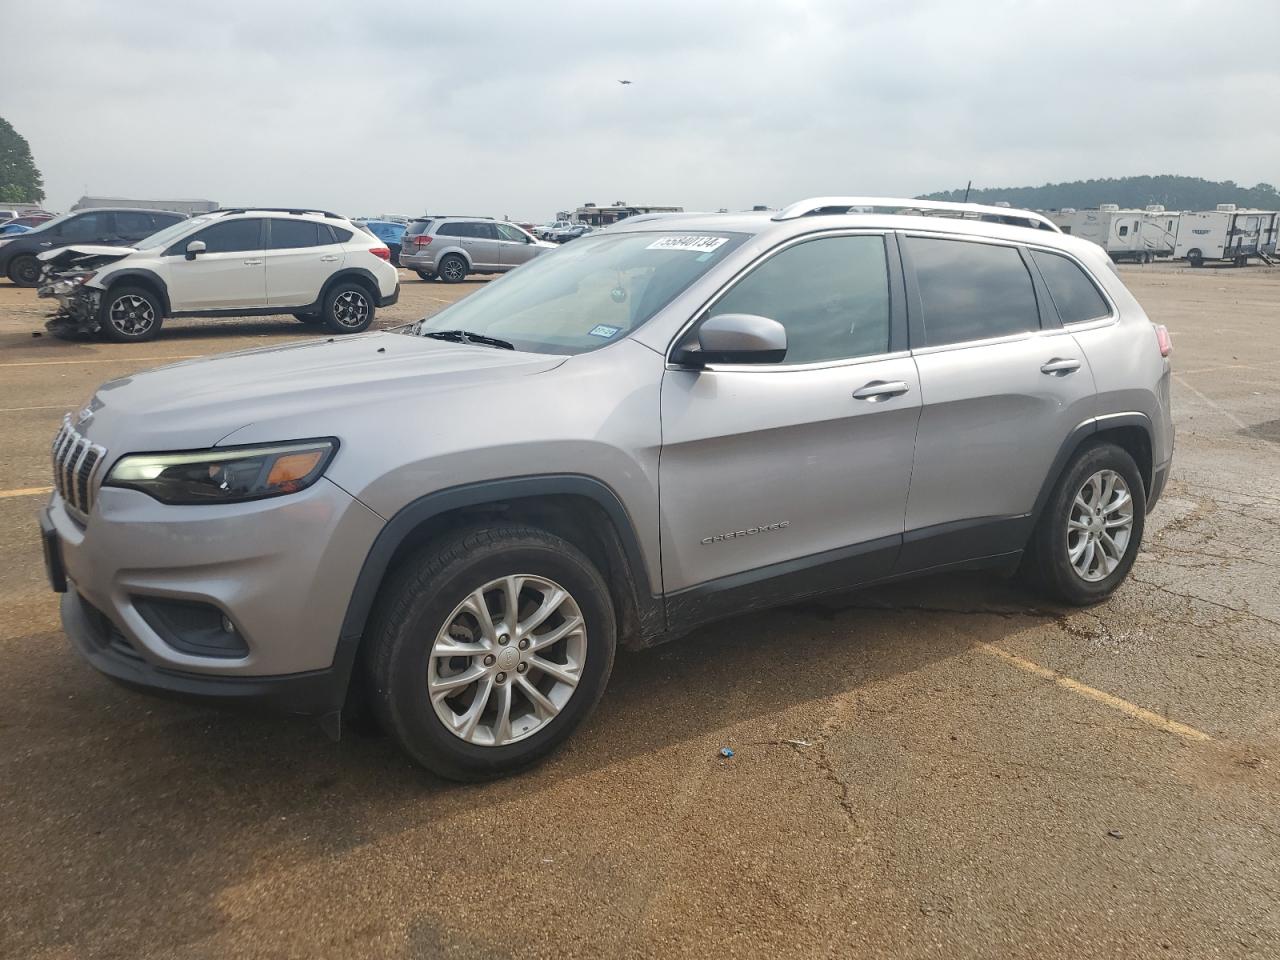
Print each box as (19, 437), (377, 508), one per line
(646, 235), (728, 253)
(588, 324), (621, 338)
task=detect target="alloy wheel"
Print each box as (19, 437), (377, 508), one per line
(441, 258), (465, 281)
(428, 574), (586, 746)
(108, 294), (156, 337)
(332, 290), (369, 327)
(1066, 469), (1134, 582)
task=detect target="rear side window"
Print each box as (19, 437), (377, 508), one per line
(906, 237), (1039, 347)
(437, 222), (463, 237)
(191, 218), (263, 253)
(709, 235), (891, 364)
(61, 213), (107, 241)
(328, 225), (352, 243)
(1030, 250), (1110, 325)
(269, 219), (322, 249)
(459, 222), (497, 239)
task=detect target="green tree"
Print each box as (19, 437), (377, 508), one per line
(0, 117), (45, 204)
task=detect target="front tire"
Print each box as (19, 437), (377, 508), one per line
(1022, 442), (1146, 605)
(322, 281), (375, 334)
(100, 286), (164, 342)
(8, 254), (42, 287)
(364, 525), (617, 781)
(437, 254), (467, 283)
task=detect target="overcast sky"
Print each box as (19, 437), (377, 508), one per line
(3, 0), (1278, 220)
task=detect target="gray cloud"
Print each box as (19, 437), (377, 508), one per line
(3, 0), (1278, 220)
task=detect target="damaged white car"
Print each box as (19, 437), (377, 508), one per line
(39, 207), (400, 342)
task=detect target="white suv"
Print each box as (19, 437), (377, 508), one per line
(38, 208), (400, 341)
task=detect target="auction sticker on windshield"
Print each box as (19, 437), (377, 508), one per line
(646, 235), (729, 253)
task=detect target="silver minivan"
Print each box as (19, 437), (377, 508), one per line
(400, 216), (555, 282)
(41, 197), (1173, 780)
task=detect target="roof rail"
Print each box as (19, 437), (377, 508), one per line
(412, 214), (494, 221)
(210, 207), (345, 219)
(772, 196), (1061, 232)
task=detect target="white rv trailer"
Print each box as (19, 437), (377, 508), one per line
(1173, 205), (1279, 266)
(1047, 204), (1179, 262)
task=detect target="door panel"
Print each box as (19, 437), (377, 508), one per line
(496, 224), (536, 267)
(164, 218), (265, 311)
(659, 357), (920, 593)
(265, 219), (343, 306)
(459, 223), (500, 268)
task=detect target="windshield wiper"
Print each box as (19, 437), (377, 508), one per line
(419, 328), (515, 350)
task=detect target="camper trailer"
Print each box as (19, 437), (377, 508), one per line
(1048, 205), (1179, 262)
(1174, 205), (1279, 266)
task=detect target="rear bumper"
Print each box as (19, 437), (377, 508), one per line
(378, 284), (399, 308)
(61, 586), (345, 717)
(399, 252), (437, 271)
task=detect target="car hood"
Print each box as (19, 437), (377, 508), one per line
(74, 331), (568, 454)
(37, 244), (136, 264)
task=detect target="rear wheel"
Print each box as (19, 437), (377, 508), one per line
(7, 254), (41, 287)
(1022, 442), (1146, 605)
(322, 281), (375, 334)
(364, 525), (616, 781)
(1187, 249), (1203, 268)
(100, 286), (164, 343)
(438, 254), (467, 283)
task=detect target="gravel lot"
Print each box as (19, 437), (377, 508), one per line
(1, 263), (1278, 959)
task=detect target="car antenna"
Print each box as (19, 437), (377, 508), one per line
(963, 180), (972, 203)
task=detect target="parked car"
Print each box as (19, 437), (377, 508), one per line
(39, 197), (1173, 780)
(357, 219), (406, 266)
(400, 217), (555, 282)
(0, 212), (54, 229)
(37, 207), (399, 341)
(0, 223), (32, 237)
(536, 220), (573, 239)
(551, 223), (593, 243)
(0, 208), (185, 287)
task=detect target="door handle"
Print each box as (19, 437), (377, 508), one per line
(852, 380), (910, 401)
(319, 255), (339, 262)
(1040, 358), (1082, 375)
(242, 259), (263, 266)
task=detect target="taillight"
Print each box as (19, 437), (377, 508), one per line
(369, 246), (391, 261)
(1154, 324), (1172, 357)
(412, 235), (433, 248)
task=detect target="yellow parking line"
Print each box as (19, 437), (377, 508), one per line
(0, 486), (53, 500)
(0, 355), (203, 368)
(977, 642), (1212, 743)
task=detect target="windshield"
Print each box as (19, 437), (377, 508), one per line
(135, 216), (205, 250)
(414, 230), (745, 355)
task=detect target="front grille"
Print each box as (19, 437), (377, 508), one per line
(51, 416), (107, 516)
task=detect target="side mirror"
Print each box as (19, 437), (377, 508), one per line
(672, 313), (787, 367)
(185, 240), (206, 261)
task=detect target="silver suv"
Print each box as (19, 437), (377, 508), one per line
(400, 216), (555, 282)
(40, 197), (1173, 781)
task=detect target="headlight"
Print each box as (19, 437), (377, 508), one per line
(104, 439), (338, 504)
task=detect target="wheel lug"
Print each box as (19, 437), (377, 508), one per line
(516, 662), (528, 674)
(483, 654), (495, 666)
(498, 634), (509, 645)
(495, 672), (507, 684)
(517, 638), (529, 650)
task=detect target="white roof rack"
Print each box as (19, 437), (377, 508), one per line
(772, 196), (1061, 233)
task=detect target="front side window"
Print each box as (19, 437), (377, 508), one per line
(496, 223), (528, 243)
(414, 230), (746, 355)
(61, 213), (106, 241)
(190, 218), (263, 254)
(1030, 249), (1110, 325)
(269, 219), (322, 249)
(906, 237), (1039, 347)
(707, 235), (890, 364)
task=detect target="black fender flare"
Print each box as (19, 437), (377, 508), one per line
(1030, 412), (1153, 526)
(328, 474), (659, 701)
(321, 268), (383, 304)
(100, 269), (172, 315)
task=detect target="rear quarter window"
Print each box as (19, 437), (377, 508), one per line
(1029, 249), (1111, 325)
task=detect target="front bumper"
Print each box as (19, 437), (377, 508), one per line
(43, 477), (383, 685)
(61, 586), (344, 716)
